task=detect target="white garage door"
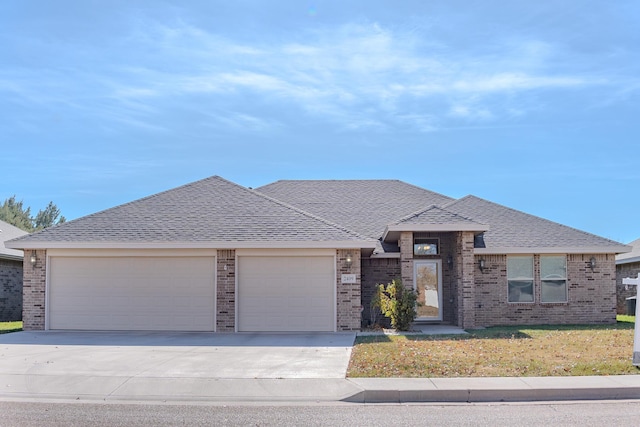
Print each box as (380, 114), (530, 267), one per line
(237, 256), (335, 332)
(49, 257), (216, 331)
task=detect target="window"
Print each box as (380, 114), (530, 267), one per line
(540, 255), (567, 303)
(507, 256), (534, 302)
(414, 238), (439, 256)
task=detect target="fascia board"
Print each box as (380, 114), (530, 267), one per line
(383, 223), (489, 242)
(616, 256), (640, 265)
(475, 246), (631, 255)
(6, 240), (378, 250)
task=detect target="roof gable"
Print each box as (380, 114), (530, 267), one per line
(7, 176), (376, 249)
(257, 180), (454, 239)
(383, 205), (489, 242)
(444, 195), (629, 253)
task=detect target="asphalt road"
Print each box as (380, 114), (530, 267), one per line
(1, 400), (640, 426)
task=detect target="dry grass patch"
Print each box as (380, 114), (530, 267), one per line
(348, 320), (639, 377)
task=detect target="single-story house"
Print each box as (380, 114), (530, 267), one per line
(616, 238), (640, 314)
(6, 176), (630, 332)
(0, 219), (28, 322)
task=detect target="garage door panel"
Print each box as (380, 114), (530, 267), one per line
(49, 256), (215, 331)
(238, 256), (335, 332)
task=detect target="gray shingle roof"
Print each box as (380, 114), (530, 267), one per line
(0, 220), (28, 260)
(7, 176), (375, 249)
(616, 238), (640, 264)
(394, 205), (487, 227)
(444, 195), (628, 252)
(256, 180), (454, 239)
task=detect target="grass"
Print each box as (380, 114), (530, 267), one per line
(348, 316), (638, 378)
(0, 321), (22, 334)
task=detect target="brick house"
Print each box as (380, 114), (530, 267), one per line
(6, 176), (630, 332)
(616, 238), (640, 314)
(0, 220), (28, 322)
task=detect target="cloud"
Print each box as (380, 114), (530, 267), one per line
(0, 18), (619, 134)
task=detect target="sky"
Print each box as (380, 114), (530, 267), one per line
(1, 1), (639, 243)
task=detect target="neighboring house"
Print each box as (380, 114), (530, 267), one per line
(6, 176), (630, 332)
(0, 220), (28, 321)
(616, 238), (640, 314)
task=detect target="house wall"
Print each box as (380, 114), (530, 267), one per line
(474, 253), (617, 326)
(22, 249), (46, 330)
(336, 249), (361, 331)
(0, 258), (23, 322)
(616, 261), (640, 314)
(361, 257), (401, 327)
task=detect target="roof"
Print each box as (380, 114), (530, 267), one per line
(6, 176), (376, 250)
(444, 195), (630, 254)
(0, 219), (28, 260)
(383, 205), (489, 242)
(256, 180), (454, 239)
(616, 238), (640, 265)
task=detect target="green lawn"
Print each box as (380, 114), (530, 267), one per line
(348, 316), (638, 378)
(0, 321), (22, 334)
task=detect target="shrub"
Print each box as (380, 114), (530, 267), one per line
(374, 279), (418, 331)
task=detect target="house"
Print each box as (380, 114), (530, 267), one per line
(6, 176), (630, 332)
(0, 219), (28, 322)
(616, 238), (640, 314)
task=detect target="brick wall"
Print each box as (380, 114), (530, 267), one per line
(336, 249), (361, 331)
(0, 258), (23, 321)
(474, 253), (616, 326)
(616, 261), (640, 314)
(22, 249), (46, 330)
(361, 257), (400, 327)
(216, 250), (235, 331)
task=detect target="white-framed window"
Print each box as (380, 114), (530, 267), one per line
(540, 255), (567, 303)
(507, 255), (534, 303)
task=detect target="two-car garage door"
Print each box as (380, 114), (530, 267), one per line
(47, 252), (337, 332)
(49, 256), (216, 331)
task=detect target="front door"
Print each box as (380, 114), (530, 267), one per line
(414, 260), (443, 321)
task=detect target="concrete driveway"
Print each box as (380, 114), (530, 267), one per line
(0, 331), (357, 401)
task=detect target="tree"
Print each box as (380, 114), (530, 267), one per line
(0, 196), (66, 232)
(34, 201), (66, 230)
(0, 196), (33, 232)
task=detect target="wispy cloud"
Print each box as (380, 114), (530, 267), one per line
(0, 18), (623, 134)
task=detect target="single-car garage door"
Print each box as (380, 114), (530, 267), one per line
(48, 256), (215, 331)
(237, 256), (335, 332)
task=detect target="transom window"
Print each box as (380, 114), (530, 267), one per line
(413, 238), (439, 255)
(507, 256), (534, 303)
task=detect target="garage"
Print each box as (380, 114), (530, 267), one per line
(237, 253), (335, 332)
(48, 256), (216, 331)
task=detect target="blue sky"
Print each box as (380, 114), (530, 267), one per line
(2, 1), (639, 243)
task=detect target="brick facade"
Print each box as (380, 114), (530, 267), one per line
(616, 261), (640, 314)
(474, 253), (616, 326)
(216, 249), (236, 331)
(361, 257), (400, 327)
(22, 249), (46, 330)
(0, 258), (23, 322)
(336, 249), (361, 331)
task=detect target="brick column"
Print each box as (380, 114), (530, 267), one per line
(216, 250), (235, 332)
(455, 232), (476, 328)
(336, 249), (361, 331)
(400, 231), (414, 289)
(22, 249), (46, 330)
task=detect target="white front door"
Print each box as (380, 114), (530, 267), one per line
(414, 260), (443, 321)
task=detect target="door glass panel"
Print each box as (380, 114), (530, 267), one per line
(416, 262), (440, 319)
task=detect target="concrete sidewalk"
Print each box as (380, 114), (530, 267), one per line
(2, 375), (640, 403)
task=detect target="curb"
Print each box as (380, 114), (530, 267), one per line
(343, 377), (640, 403)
